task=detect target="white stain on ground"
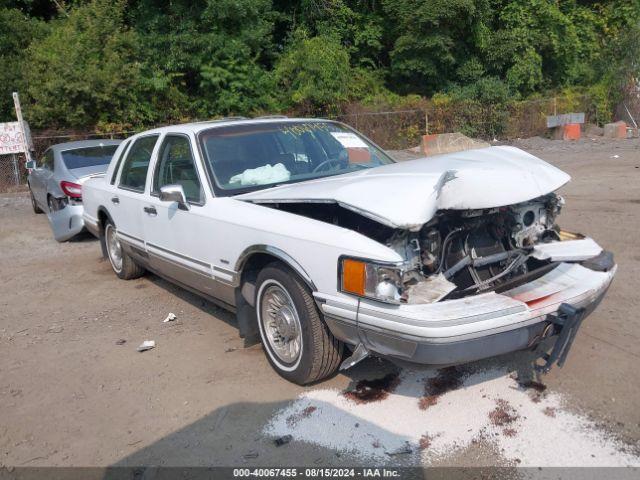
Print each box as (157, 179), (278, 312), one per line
(264, 368), (639, 466)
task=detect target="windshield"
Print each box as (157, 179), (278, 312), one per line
(61, 145), (119, 170)
(198, 121), (394, 195)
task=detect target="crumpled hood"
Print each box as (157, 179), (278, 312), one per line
(237, 146), (570, 230)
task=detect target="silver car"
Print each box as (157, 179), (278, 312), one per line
(27, 139), (122, 241)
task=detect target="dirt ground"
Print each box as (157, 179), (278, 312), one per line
(0, 136), (639, 469)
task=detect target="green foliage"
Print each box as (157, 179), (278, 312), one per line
(382, 0), (490, 95)
(0, 0), (638, 129)
(131, 0), (277, 118)
(274, 31), (364, 113)
(23, 0), (182, 128)
(506, 48), (543, 95)
(0, 8), (47, 120)
(438, 77), (512, 137)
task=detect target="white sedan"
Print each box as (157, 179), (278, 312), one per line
(82, 118), (615, 384)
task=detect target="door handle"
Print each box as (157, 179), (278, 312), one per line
(111, 196), (119, 204)
(143, 206), (157, 215)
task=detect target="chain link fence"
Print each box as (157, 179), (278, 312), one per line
(0, 153), (26, 192)
(334, 94), (598, 150)
(334, 109), (427, 150)
(0, 93), (607, 192)
(0, 131), (134, 193)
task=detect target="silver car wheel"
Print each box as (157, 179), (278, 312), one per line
(105, 223), (123, 273)
(259, 282), (302, 365)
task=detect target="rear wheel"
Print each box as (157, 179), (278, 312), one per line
(29, 186), (43, 214)
(103, 220), (145, 280)
(256, 263), (343, 385)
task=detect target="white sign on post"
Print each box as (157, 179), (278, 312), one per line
(0, 122), (27, 154)
(11, 92), (34, 163)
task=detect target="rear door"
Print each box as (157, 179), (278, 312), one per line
(112, 135), (160, 255)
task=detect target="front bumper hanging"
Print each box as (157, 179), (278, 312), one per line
(535, 303), (586, 373)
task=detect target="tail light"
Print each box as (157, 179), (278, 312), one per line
(60, 181), (82, 198)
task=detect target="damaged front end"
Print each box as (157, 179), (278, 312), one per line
(259, 193), (615, 372)
(237, 145), (615, 372)
(373, 193), (571, 304)
(270, 193), (592, 306)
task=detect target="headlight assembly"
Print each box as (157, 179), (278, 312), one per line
(339, 257), (405, 304)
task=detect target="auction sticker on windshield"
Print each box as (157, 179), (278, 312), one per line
(330, 132), (369, 149)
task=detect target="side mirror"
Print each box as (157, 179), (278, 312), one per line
(25, 160), (36, 170)
(159, 184), (190, 210)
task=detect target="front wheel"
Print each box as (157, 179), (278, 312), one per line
(256, 263), (343, 385)
(103, 220), (145, 280)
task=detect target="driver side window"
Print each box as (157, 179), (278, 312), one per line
(153, 135), (203, 204)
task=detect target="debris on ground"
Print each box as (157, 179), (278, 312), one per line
(224, 347), (237, 353)
(137, 340), (155, 352)
(489, 399), (519, 426)
(387, 441), (412, 456)
(419, 434), (433, 450)
(162, 313), (177, 323)
(343, 372), (400, 404)
(518, 379), (548, 403)
(274, 434), (292, 447)
(419, 366), (464, 409)
(46, 325), (63, 334)
(286, 406), (317, 428)
(517, 379), (547, 393)
(243, 450), (259, 459)
(115, 339), (126, 345)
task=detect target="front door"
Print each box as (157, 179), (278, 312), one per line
(141, 134), (232, 304)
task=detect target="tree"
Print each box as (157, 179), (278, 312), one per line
(382, 0), (491, 95)
(0, 8), (46, 121)
(24, 0), (182, 128)
(273, 31), (354, 113)
(130, 0), (278, 117)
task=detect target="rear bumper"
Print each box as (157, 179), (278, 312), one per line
(318, 260), (615, 366)
(47, 204), (86, 242)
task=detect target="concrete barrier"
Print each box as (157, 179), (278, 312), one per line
(603, 121), (628, 139)
(553, 123), (581, 140)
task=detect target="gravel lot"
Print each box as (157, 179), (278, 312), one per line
(0, 136), (639, 469)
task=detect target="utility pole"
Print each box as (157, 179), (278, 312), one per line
(12, 92), (33, 165)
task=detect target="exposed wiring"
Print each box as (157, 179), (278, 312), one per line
(436, 227), (463, 273)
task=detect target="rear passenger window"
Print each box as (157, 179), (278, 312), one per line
(153, 135), (203, 203)
(118, 135), (159, 192)
(110, 140), (130, 185)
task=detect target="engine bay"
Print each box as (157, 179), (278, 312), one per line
(260, 193), (566, 303)
(389, 193), (565, 301)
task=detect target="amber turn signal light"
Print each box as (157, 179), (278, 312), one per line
(342, 258), (366, 296)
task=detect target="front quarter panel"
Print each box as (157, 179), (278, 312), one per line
(193, 198), (402, 296)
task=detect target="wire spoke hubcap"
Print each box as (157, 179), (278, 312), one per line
(106, 225), (123, 272)
(260, 284), (302, 364)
